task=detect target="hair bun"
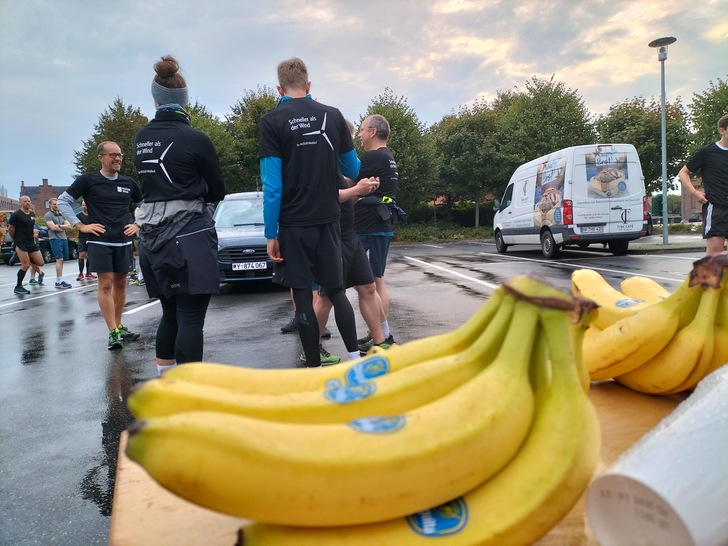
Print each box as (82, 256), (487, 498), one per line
(154, 55), (180, 79)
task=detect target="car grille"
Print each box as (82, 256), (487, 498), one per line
(219, 247), (268, 261)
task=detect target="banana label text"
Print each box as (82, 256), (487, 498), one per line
(406, 498), (468, 537)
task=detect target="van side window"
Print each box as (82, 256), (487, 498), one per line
(501, 184), (514, 209)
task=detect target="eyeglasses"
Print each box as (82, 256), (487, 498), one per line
(100, 152), (124, 159)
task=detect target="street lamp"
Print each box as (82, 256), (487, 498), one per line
(648, 36), (676, 245)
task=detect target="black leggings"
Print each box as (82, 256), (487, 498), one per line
(156, 293), (211, 364)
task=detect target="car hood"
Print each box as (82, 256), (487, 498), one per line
(215, 226), (267, 245)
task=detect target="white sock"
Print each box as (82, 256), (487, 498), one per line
(156, 362), (177, 377)
(381, 321), (390, 338)
(348, 351), (360, 360)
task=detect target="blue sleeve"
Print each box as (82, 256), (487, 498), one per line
(339, 149), (360, 180)
(260, 156), (282, 239)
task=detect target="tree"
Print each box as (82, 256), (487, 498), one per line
(227, 86), (278, 193)
(73, 97), (148, 182)
(187, 101), (239, 194)
(596, 97), (690, 194)
(360, 88), (435, 214)
(492, 76), (597, 197)
(688, 75), (728, 153)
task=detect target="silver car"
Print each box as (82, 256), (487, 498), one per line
(213, 192), (274, 283)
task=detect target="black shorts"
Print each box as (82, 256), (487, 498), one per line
(703, 203), (728, 238)
(88, 243), (133, 274)
(357, 234), (392, 278)
(15, 242), (40, 253)
(319, 234), (374, 297)
(274, 223), (343, 289)
(78, 238), (88, 253)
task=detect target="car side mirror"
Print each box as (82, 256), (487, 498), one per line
(493, 199), (500, 210)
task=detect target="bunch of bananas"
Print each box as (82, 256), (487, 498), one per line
(572, 254), (728, 394)
(125, 275), (601, 545)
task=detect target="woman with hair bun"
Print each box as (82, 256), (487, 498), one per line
(133, 54), (226, 377)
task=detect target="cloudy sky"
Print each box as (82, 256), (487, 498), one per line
(1, 0), (726, 200)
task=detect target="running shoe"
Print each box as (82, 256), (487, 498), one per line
(85, 273), (97, 279)
(37, 272), (45, 285)
(358, 335), (396, 355)
(77, 274), (85, 281)
(55, 281), (72, 289)
(117, 324), (140, 341)
(108, 329), (123, 350)
(321, 327), (331, 339)
(29, 279), (39, 285)
(280, 316), (297, 333)
(357, 332), (372, 345)
(299, 345), (341, 366)
(14, 286), (31, 295)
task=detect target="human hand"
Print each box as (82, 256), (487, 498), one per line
(123, 223), (140, 237)
(79, 223), (106, 235)
(267, 238), (284, 263)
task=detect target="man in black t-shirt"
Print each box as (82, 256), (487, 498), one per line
(8, 195), (45, 295)
(354, 114), (399, 349)
(260, 57), (361, 367)
(58, 141), (143, 350)
(679, 114), (728, 256)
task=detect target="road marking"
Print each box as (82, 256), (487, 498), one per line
(123, 299), (160, 315)
(403, 256), (499, 289)
(477, 252), (685, 284)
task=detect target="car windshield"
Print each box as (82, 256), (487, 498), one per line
(214, 198), (264, 228)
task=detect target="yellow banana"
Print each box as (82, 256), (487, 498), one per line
(163, 288), (506, 395)
(125, 295), (539, 527)
(127, 296), (517, 424)
(584, 274), (701, 381)
(615, 283), (720, 394)
(571, 268), (649, 329)
(619, 275), (670, 303)
(569, 296), (599, 392)
(240, 300), (601, 546)
(705, 280), (728, 376)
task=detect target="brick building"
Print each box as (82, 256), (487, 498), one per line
(19, 178), (71, 217)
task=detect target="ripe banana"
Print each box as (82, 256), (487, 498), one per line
(127, 296), (517, 424)
(125, 295), (539, 527)
(571, 268), (648, 329)
(163, 287), (506, 395)
(569, 296), (599, 392)
(706, 280), (728, 376)
(619, 275), (670, 303)
(615, 282), (720, 394)
(240, 301), (601, 546)
(584, 274), (701, 381)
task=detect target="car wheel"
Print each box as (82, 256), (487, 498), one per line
(69, 243), (78, 260)
(42, 247), (53, 264)
(540, 230), (560, 258)
(608, 240), (629, 256)
(494, 230), (508, 254)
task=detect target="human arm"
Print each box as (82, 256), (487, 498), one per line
(260, 156), (284, 262)
(339, 149), (360, 180)
(339, 177), (379, 202)
(57, 191), (106, 236)
(678, 166), (708, 205)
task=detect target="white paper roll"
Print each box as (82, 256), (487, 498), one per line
(587, 366), (728, 546)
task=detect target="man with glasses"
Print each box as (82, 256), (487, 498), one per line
(58, 141), (143, 350)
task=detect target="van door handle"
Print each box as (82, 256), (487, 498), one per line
(611, 206), (623, 210)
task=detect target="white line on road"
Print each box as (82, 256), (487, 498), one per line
(403, 256), (499, 289)
(123, 299), (160, 315)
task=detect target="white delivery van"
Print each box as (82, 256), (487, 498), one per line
(493, 144), (647, 258)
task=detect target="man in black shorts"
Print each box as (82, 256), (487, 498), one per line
(260, 57), (361, 367)
(58, 141), (143, 350)
(8, 195), (45, 295)
(679, 113), (728, 256)
(354, 114), (399, 350)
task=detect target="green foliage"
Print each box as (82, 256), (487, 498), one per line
(596, 97), (690, 194)
(187, 101), (239, 192)
(393, 223), (491, 243)
(73, 97), (148, 182)
(688, 76), (728, 153)
(227, 86), (278, 193)
(361, 88), (435, 214)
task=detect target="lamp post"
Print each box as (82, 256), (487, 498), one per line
(648, 36), (676, 245)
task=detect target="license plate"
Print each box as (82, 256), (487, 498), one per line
(232, 261), (267, 271)
(581, 226), (604, 233)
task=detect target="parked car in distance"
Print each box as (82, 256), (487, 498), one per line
(1, 234), (15, 265)
(213, 192), (274, 284)
(684, 212), (702, 223)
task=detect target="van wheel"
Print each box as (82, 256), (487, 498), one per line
(494, 230), (508, 253)
(608, 240), (629, 256)
(541, 231), (560, 258)
(42, 247), (53, 264)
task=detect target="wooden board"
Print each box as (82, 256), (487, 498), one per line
(109, 381), (687, 546)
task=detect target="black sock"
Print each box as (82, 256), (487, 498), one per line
(17, 269), (27, 287)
